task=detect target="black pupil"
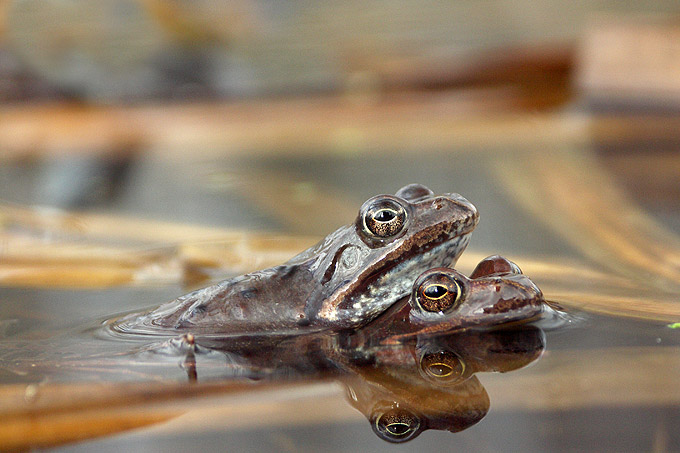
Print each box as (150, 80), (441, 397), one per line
(374, 209), (395, 222)
(386, 423), (411, 436)
(424, 285), (447, 299)
(428, 363), (453, 377)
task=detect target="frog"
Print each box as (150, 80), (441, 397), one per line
(348, 255), (545, 345)
(1, 254), (545, 448)
(144, 256), (544, 386)
(7, 256), (545, 387)
(113, 183), (479, 336)
(331, 256), (545, 442)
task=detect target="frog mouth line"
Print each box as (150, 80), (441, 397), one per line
(321, 229), (473, 323)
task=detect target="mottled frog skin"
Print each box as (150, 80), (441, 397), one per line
(114, 184), (478, 336)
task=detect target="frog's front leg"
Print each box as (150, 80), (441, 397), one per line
(178, 333), (198, 382)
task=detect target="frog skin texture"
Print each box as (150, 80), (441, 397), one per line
(114, 184), (479, 336)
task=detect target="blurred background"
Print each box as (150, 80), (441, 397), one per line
(0, 0), (678, 235)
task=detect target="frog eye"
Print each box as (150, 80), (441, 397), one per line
(360, 197), (407, 239)
(419, 350), (466, 384)
(412, 270), (466, 313)
(371, 405), (421, 443)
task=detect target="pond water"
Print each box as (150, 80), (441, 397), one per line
(1, 141), (679, 451)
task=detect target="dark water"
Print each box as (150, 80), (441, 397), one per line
(2, 290), (679, 452)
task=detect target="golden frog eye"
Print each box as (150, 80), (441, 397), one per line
(372, 406), (421, 443)
(419, 350), (466, 384)
(361, 198), (407, 238)
(412, 270), (465, 313)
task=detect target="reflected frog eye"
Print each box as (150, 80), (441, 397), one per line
(413, 271), (465, 313)
(419, 350), (466, 384)
(361, 198), (407, 238)
(371, 406), (421, 443)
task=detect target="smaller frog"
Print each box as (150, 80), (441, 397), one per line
(356, 255), (545, 344)
(409, 255), (544, 328)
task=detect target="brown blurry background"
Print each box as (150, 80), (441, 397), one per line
(0, 1), (679, 226)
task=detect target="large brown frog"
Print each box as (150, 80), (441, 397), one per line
(113, 184), (479, 336)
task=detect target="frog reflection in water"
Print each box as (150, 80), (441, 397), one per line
(171, 256), (545, 443)
(342, 326), (545, 443)
(114, 183), (479, 336)
(337, 255), (546, 442)
(4, 256), (545, 445)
